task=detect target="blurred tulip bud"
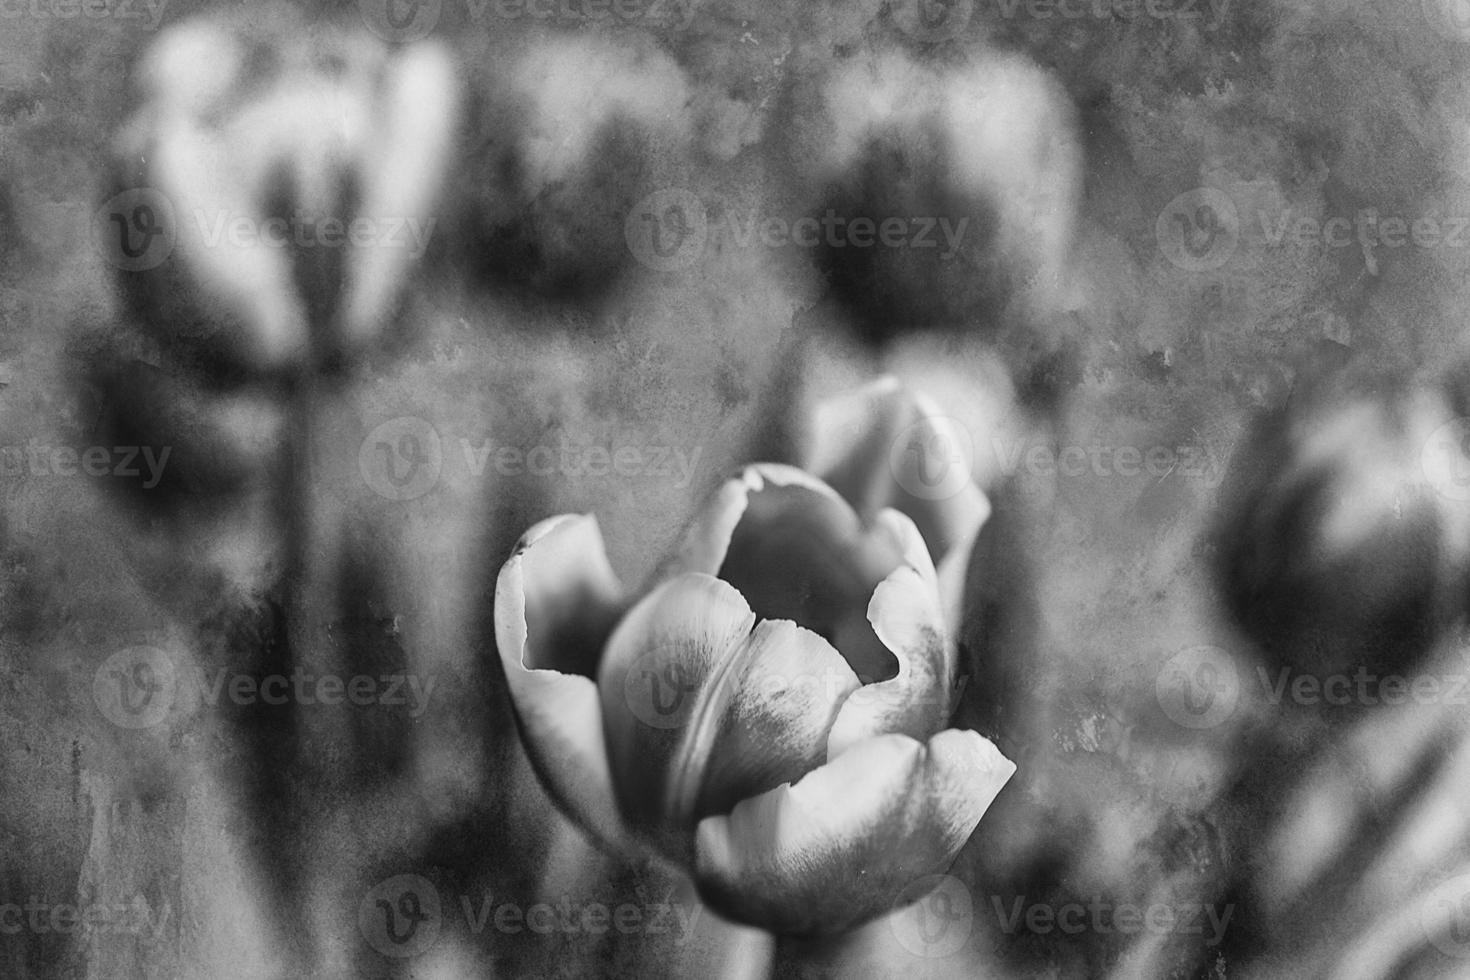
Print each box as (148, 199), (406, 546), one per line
(456, 34), (696, 299)
(1216, 356), (1470, 684)
(786, 49), (1082, 346)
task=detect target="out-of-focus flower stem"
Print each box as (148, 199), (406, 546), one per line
(768, 931), (853, 979)
(672, 908), (777, 980)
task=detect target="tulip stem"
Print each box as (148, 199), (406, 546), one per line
(677, 918), (778, 980)
(769, 932), (851, 979)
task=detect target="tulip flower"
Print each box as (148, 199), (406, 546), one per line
(1217, 359), (1470, 681)
(494, 378), (1014, 935)
(108, 9), (459, 373)
(785, 49), (1082, 344)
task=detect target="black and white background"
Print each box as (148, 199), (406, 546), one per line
(5, 0), (1470, 976)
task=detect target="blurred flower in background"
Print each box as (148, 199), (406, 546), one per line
(1203, 352), (1470, 978)
(106, 9), (461, 376)
(782, 46), (1084, 408)
(11, 0), (1470, 975)
(495, 380), (1013, 935)
(1217, 347), (1470, 684)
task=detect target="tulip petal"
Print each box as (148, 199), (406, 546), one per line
(807, 377), (991, 568)
(660, 464), (847, 580)
(695, 619), (862, 820)
(826, 509), (957, 756)
(596, 573), (757, 853)
(693, 729), (1015, 935)
(148, 122), (310, 368)
(494, 514), (634, 854)
(339, 41), (459, 349)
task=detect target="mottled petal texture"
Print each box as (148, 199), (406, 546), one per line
(597, 574), (862, 856)
(693, 729), (1015, 935)
(596, 573), (757, 854)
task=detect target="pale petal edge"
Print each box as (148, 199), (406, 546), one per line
(827, 507), (955, 756)
(807, 375), (994, 567)
(692, 728), (1016, 935)
(494, 514), (638, 858)
(659, 463), (848, 580)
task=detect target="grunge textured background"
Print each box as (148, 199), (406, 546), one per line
(5, 0), (1470, 976)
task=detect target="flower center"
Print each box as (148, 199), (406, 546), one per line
(716, 483), (903, 684)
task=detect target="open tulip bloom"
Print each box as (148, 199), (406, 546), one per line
(494, 378), (1015, 935)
